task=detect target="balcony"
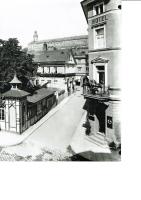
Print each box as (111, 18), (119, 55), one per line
(83, 83), (109, 102)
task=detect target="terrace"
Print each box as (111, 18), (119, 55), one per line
(83, 82), (110, 101)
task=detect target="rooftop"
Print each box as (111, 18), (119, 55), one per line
(29, 35), (88, 45)
(3, 89), (30, 99)
(27, 88), (57, 103)
(34, 49), (75, 64)
(9, 74), (22, 84)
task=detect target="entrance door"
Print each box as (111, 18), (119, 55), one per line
(99, 71), (105, 85)
(96, 103), (106, 134)
(9, 106), (16, 132)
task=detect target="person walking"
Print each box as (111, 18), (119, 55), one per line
(67, 86), (70, 96)
(67, 78), (71, 96)
(83, 75), (89, 94)
(72, 78), (76, 93)
(55, 91), (59, 105)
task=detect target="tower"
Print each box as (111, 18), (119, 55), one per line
(33, 30), (38, 42)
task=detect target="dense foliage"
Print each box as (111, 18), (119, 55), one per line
(0, 38), (37, 92)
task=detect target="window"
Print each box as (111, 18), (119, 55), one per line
(42, 99), (46, 108)
(100, 4), (103, 13)
(77, 59), (81, 64)
(95, 6), (99, 15)
(0, 108), (5, 120)
(36, 80), (39, 85)
(37, 102), (42, 114)
(22, 104), (26, 125)
(93, 3), (104, 16)
(78, 67), (81, 72)
(96, 66), (105, 85)
(94, 27), (105, 49)
(54, 67), (57, 73)
(13, 84), (16, 89)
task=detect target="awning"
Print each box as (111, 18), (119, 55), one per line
(83, 99), (97, 115)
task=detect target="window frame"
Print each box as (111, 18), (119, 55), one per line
(93, 63), (108, 88)
(0, 107), (5, 121)
(93, 2), (105, 16)
(93, 25), (106, 49)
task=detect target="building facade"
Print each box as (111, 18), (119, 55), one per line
(34, 49), (76, 90)
(28, 34), (89, 84)
(81, 0), (121, 144)
(0, 74), (59, 134)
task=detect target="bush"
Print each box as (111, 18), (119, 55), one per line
(109, 141), (121, 151)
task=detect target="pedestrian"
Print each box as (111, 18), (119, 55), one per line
(67, 78), (71, 96)
(67, 86), (70, 96)
(55, 91), (59, 105)
(72, 79), (76, 93)
(83, 75), (89, 94)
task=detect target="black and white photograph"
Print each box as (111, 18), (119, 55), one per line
(0, 0), (141, 200)
(0, 0), (121, 161)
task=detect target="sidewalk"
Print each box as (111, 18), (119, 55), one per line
(0, 92), (74, 148)
(70, 111), (111, 154)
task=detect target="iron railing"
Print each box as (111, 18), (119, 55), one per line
(83, 84), (110, 97)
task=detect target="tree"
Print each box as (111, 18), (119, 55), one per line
(0, 38), (37, 83)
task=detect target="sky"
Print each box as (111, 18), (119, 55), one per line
(0, 0), (87, 48)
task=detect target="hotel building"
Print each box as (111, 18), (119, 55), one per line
(81, 0), (121, 144)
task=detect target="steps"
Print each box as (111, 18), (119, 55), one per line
(85, 132), (109, 149)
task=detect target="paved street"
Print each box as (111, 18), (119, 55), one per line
(0, 86), (112, 160)
(26, 87), (85, 151)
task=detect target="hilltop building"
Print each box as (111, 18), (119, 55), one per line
(28, 33), (89, 86)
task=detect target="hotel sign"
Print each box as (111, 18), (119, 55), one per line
(92, 15), (107, 27)
(107, 116), (113, 129)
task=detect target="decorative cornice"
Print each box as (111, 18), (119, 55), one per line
(91, 56), (109, 64)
